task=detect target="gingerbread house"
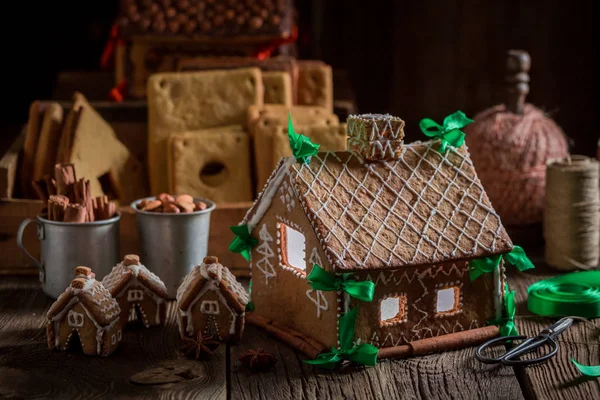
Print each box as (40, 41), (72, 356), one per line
(239, 113), (513, 358)
(176, 256), (249, 343)
(46, 267), (122, 356)
(101, 254), (169, 328)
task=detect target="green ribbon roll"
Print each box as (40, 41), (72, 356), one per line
(469, 245), (535, 281)
(304, 307), (379, 369)
(307, 264), (375, 302)
(419, 110), (473, 153)
(288, 113), (320, 164)
(528, 271), (600, 378)
(228, 224), (258, 262)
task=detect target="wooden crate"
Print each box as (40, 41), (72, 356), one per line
(0, 101), (252, 277)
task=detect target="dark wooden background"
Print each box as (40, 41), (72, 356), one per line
(1, 0), (597, 155)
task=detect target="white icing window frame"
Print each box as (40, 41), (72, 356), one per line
(434, 282), (463, 318)
(379, 293), (408, 328)
(67, 310), (85, 327)
(200, 300), (220, 315)
(276, 220), (307, 279)
(127, 289), (144, 302)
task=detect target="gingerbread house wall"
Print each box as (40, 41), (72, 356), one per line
(52, 302), (121, 356)
(349, 260), (502, 348)
(114, 283), (164, 328)
(250, 173), (339, 348)
(185, 288), (239, 342)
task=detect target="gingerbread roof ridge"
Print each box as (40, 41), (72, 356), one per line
(101, 260), (168, 299)
(47, 278), (120, 326)
(177, 261), (249, 313)
(241, 140), (513, 272)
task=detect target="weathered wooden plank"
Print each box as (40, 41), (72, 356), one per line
(507, 264), (600, 400)
(230, 324), (523, 400)
(0, 277), (226, 400)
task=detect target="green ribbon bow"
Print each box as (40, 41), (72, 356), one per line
(304, 307), (379, 369)
(500, 283), (518, 336)
(228, 224), (258, 262)
(419, 110), (473, 153)
(307, 264), (375, 302)
(469, 245), (535, 281)
(288, 113), (320, 164)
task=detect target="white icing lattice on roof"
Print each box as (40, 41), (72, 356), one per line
(242, 140), (512, 272)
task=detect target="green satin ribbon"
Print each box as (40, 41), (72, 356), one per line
(419, 110), (473, 153)
(246, 279), (254, 312)
(501, 283), (518, 336)
(307, 264), (375, 302)
(288, 113), (320, 164)
(304, 307), (379, 369)
(527, 271), (600, 378)
(469, 245), (535, 281)
(228, 224), (258, 261)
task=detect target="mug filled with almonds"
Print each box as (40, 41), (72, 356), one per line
(131, 193), (215, 298)
(17, 164), (120, 299)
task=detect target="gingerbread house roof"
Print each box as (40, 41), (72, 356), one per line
(47, 273), (121, 327)
(101, 257), (168, 299)
(176, 257), (249, 314)
(242, 141), (513, 272)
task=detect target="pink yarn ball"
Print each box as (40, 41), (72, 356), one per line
(465, 103), (568, 227)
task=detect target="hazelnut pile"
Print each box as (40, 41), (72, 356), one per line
(137, 193), (208, 213)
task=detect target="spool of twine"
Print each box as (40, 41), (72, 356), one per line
(544, 156), (600, 271)
(465, 104), (569, 226)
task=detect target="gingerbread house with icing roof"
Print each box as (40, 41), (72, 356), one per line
(240, 113), (513, 355)
(176, 256), (249, 343)
(101, 254), (169, 328)
(46, 267), (122, 356)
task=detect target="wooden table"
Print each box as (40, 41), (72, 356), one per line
(1, 264), (599, 399)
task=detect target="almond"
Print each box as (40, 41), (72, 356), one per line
(137, 199), (150, 209)
(176, 194), (194, 204)
(158, 193), (175, 204)
(176, 200), (195, 213)
(142, 199), (162, 211)
(164, 203), (181, 213)
(194, 201), (208, 211)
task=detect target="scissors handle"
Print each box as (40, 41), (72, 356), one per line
(501, 336), (559, 366)
(475, 335), (527, 364)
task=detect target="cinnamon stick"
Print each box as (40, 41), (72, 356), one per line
(246, 313), (326, 359)
(74, 178), (94, 222)
(48, 195), (69, 222)
(64, 203), (87, 223)
(43, 175), (56, 196)
(377, 325), (500, 360)
(92, 195), (117, 221)
(54, 163), (76, 200)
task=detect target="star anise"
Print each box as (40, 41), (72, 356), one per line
(239, 348), (277, 371)
(179, 332), (221, 359)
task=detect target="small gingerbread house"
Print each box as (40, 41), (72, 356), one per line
(101, 254), (169, 328)
(176, 256), (249, 343)
(47, 267), (122, 356)
(239, 113), (513, 357)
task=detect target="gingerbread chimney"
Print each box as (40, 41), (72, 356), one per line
(347, 114), (406, 161)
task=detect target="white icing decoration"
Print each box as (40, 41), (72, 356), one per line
(306, 289), (328, 318)
(436, 287), (456, 312)
(200, 300), (220, 315)
(127, 289), (144, 302)
(67, 310), (84, 327)
(255, 224), (276, 284)
(279, 180), (296, 212)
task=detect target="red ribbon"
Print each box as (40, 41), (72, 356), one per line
(101, 24), (122, 69)
(109, 81), (127, 102)
(252, 25), (298, 60)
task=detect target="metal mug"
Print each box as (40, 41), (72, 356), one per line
(131, 197), (216, 298)
(17, 214), (121, 299)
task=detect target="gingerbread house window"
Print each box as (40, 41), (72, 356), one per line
(279, 223), (306, 275)
(200, 300), (220, 315)
(436, 286), (460, 316)
(379, 294), (407, 327)
(127, 289), (144, 302)
(67, 310), (84, 327)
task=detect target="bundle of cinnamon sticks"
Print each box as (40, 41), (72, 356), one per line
(32, 164), (117, 222)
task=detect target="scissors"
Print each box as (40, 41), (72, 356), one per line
(475, 317), (574, 366)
